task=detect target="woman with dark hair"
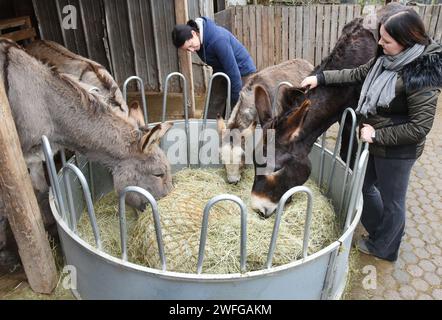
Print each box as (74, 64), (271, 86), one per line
(301, 8), (442, 262)
(172, 17), (256, 118)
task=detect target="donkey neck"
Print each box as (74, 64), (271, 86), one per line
(314, 21), (376, 73)
(50, 81), (140, 164)
(299, 86), (361, 149)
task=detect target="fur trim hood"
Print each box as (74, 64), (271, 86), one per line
(401, 42), (442, 92)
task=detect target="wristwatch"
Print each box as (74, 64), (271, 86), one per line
(371, 130), (376, 142)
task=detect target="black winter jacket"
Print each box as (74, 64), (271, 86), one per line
(322, 42), (442, 159)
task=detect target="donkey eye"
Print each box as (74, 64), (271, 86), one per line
(154, 173), (165, 178)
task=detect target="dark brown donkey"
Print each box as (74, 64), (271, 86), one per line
(250, 18), (378, 217)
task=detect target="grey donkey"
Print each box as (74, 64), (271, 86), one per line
(26, 39), (145, 127)
(0, 38), (173, 213)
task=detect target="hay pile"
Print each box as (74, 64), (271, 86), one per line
(76, 192), (138, 258)
(78, 167), (339, 274)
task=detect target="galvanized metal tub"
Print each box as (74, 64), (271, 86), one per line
(47, 117), (368, 300)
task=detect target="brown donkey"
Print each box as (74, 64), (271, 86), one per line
(250, 18), (378, 217)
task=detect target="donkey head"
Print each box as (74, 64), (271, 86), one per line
(250, 85), (311, 218)
(112, 122), (173, 210)
(217, 113), (256, 184)
(217, 88), (258, 183)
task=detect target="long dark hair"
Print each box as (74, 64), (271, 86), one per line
(171, 19), (199, 48)
(381, 9), (430, 48)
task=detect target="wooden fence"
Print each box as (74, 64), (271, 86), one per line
(216, 4), (442, 70)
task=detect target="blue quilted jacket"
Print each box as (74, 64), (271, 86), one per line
(196, 17), (256, 106)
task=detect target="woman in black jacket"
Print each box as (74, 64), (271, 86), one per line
(301, 9), (442, 261)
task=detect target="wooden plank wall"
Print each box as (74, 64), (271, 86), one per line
(29, 2), (442, 93)
(33, 0), (111, 73)
(32, 0), (210, 94)
(417, 4), (442, 45)
(31, 0), (64, 45)
(226, 4), (441, 70)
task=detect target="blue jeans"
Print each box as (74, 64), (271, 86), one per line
(361, 155), (416, 261)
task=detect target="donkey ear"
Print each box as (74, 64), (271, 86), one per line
(242, 120), (257, 138)
(254, 85), (272, 125)
(216, 113), (226, 136)
(139, 122), (173, 153)
(129, 101), (146, 127)
(285, 99), (311, 142)
(280, 87), (307, 114)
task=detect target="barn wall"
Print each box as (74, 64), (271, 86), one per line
(26, 2), (442, 94)
(32, 0), (212, 94)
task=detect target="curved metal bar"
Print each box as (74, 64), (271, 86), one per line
(161, 72), (189, 166)
(63, 163), (102, 250)
(123, 76), (148, 125)
(118, 186), (166, 270)
(344, 148), (369, 230)
(73, 151), (95, 202)
(88, 162), (95, 203)
(60, 149), (77, 232)
(199, 72), (232, 165)
(340, 120), (369, 221)
(326, 108), (357, 198)
(41, 136), (68, 224)
(318, 132), (327, 188)
(202, 72), (232, 122)
(197, 194), (247, 274)
(271, 81), (293, 116)
(341, 139), (363, 221)
(266, 186), (313, 269)
(336, 111), (358, 215)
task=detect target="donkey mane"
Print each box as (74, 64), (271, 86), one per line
(279, 18), (376, 115)
(0, 37), (22, 50)
(0, 39), (95, 110)
(1, 39), (113, 117)
(313, 18), (372, 73)
(13, 41), (119, 117)
(56, 71), (116, 115)
(31, 40), (116, 93)
(1, 38), (24, 93)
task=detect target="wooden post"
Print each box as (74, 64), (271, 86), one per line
(174, 0), (196, 118)
(0, 80), (57, 294)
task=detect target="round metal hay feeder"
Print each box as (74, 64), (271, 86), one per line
(44, 73), (369, 300)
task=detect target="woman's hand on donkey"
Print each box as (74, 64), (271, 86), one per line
(301, 76), (318, 90)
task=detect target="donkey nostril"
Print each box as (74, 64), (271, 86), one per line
(137, 203), (147, 212)
(227, 177), (240, 184)
(254, 208), (267, 219)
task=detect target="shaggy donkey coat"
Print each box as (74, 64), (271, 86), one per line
(0, 38), (173, 212)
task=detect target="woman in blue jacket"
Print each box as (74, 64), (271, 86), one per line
(172, 17), (256, 118)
